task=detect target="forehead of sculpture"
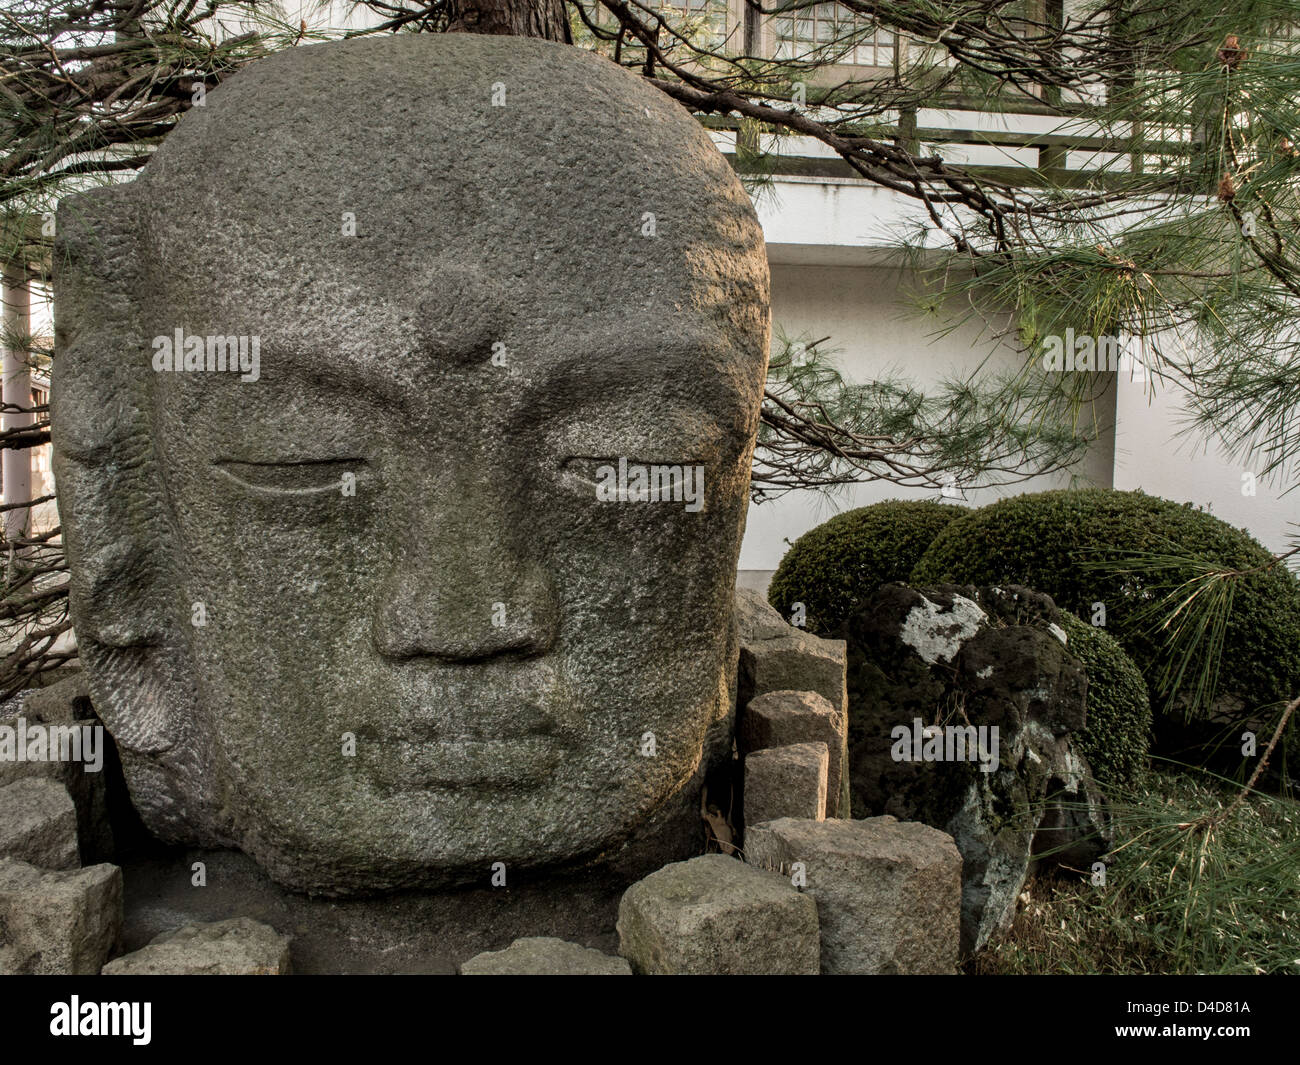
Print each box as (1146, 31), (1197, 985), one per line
(133, 34), (768, 341)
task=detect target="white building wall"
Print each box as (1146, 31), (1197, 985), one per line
(739, 173), (1298, 588)
(1113, 375), (1299, 561)
(738, 254), (1116, 588)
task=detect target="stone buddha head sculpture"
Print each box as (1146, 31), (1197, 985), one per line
(52, 33), (769, 894)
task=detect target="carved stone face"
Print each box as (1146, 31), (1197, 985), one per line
(52, 34), (769, 894)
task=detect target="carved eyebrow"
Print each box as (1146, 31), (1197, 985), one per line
(565, 330), (732, 367)
(242, 327), (751, 415)
(248, 333), (489, 412)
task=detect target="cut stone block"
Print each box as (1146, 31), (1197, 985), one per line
(617, 852), (819, 974)
(740, 690), (846, 818)
(735, 589), (849, 817)
(0, 778), (79, 870)
(103, 917), (292, 975)
(744, 742), (828, 826)
(0, 675), (116, 862)
(461, 937), (632, 975)
(745, 816), (961, 975)
(0, 857), (122, 974)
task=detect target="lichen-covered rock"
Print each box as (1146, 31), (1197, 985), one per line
(736, 590), (850, 817)
(461, 937), (631, 975)
(745, 816), (961, 974)
(0, 778), (79, 870)
(840, 583), (1111, 954)
(0, 857), (122, 974)
(617, 853), (819, 974)
(744, 742), (828, 826)
(103, 917), (291, 975)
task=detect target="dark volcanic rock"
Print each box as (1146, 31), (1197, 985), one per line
(840, 583), (1111, 954)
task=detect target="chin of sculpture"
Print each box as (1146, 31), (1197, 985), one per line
(52, 32), (770, 896)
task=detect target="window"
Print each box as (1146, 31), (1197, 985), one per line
(576, 0), (732, 56)
(650, 0), (733, 50)
(661, 0), (730, 49)
(773, 4), (895, 68)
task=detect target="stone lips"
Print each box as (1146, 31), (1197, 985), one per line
(52, 34), (771, 894)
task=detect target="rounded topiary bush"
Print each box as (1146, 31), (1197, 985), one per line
(911, 489), (1300, 719)
(1059, 611), (1151, 791)
(767, 499), (970, 637)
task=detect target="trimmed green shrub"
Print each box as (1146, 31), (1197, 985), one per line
(767, 499), (970, 637)
(911, 489), (1300, 719)
(1059, 611), (1151, 791)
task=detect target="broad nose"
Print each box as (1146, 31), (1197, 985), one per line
(371, 486), (559, 662)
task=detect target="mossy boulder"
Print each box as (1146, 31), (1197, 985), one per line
(839, 582), (1109, 954)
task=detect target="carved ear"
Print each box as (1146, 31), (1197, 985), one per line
(51, 184), (216, 791)
(52, 185), (170, 649)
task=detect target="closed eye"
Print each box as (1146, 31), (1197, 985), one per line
(215, 458), (366, 496)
